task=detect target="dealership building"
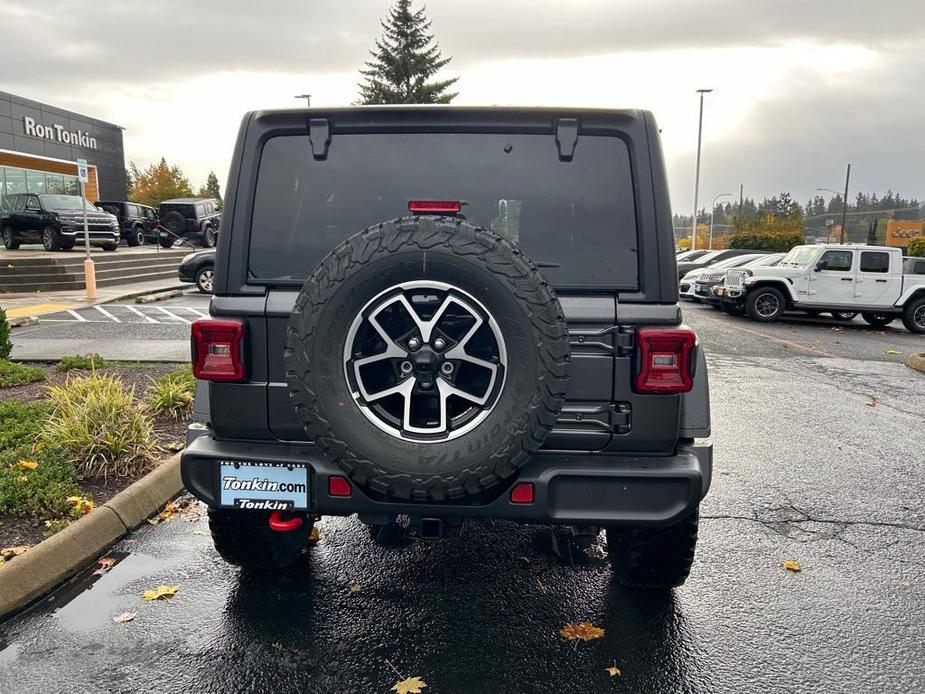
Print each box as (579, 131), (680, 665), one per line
(0, 90), (126, 206)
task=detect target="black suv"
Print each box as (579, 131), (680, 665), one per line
(157, 197), (221, 248)
(181, 107), (712, 589)
(97, 200), (158, 246)
(0, 193), (120, 251)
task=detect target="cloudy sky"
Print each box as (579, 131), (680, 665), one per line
(2, 0), (924, 213)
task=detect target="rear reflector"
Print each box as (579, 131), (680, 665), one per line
(634, 327), (696, 394)
(510, 482), (534, 504)
(328, 475), (352, 497)
(191, 318), (245, 382)
(408, 200), (461, 214)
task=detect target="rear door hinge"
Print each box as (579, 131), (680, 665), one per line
(555, 118), (579, 161)
(308, 118), (332, 160)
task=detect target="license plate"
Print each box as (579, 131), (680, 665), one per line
(219, 462), (309, 510)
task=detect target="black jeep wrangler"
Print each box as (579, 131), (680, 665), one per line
(157, 197), (221, 248)
(181, 107), (712, 589)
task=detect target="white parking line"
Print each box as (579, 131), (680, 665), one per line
(126, 305), (159, 324)
(67, 310), (88, 322)
(94, 305), (121, 323)
(155, 306), (190, 323)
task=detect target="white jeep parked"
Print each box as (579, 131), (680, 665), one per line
(720, 244), (925, 333)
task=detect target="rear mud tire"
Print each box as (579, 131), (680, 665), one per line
(606, 510), (699, 589)
(208, 508), (313, 571)
(284, 215), (570, 501)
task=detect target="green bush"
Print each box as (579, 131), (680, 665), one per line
(0, 308), (11, 361)
(146, 366), (196, 419)
(728, 231), (805, 252)
(908, 238), (925, 258)
(57, 353), (109, 371)
(0, 446), (79, 517)
(40, 373), (154, 478)
(0, 360), (47, 388)
(0, 400), (54, 451)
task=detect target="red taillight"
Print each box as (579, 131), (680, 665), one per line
(328, 476), (352, 497)
(510, 482), (534, 504)
(408, 200), (461, 214)
(191, 319), (245, 382)
(634, 327), (696, 394)
(192, 219), (200, 230)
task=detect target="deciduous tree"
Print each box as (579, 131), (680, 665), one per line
(128, 158), (193, 208)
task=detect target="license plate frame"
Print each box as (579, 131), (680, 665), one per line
(218, 461), (309, 511)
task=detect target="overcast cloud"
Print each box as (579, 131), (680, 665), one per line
(2, 0), (924, 212)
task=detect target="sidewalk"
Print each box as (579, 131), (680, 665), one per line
(1, 277), (187, 323)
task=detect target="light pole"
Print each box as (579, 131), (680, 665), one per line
(709, 192), (732, 250)
(690, 89), (713, 250)
(294, 94), (312, 107)
(817, 167), (850, 243)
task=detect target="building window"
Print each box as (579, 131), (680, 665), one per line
(25, 170), (47, 195)
(3, 167), (27, 197)
(46, 174), (66, 195)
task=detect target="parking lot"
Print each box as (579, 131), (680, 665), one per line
(2, 299), (923, 693)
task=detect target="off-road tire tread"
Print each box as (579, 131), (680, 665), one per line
(284, 216), (570, 501)
(208, 508), (312, 570)
(901, 296), (925, 334)
(606, 510), (699, 589)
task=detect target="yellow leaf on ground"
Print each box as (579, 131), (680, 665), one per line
(348, 583), (362, 594)
(17, 460), (38, 470)
(391, 676), (427, 694)
(782, 559), (802, 572)
(142, 584), (179, 601)
(605, 664), (622, 677)
(560, 622), (606, 642)
(308, 526), (320, 543)
(0, 546), (30, 561)
(113, 611), (136, 624)
(885, 349), (901, 355)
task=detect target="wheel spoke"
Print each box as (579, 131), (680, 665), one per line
(359, 373), (415, 404)
(436, 370), (496, 407)
(395, 294), (456, 343)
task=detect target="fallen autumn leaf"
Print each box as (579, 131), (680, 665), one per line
(560, 622), (605, 642)
(93, 557), (116, 576)
(113, 611), (136, 624)
(391, 676), (428, 694)
(142, 584), (179, 601)
(782, 559), (802, 572)
(605, 663), (622, 677)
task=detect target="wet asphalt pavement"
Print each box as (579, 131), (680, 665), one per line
(2, 302), (924, 693)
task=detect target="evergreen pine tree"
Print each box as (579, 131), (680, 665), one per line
(358, 0), (458, 104)
(205, 171), (222, 206)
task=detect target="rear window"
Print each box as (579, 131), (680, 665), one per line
(160, 203), (194, 216)
(247, 132), (639, 289)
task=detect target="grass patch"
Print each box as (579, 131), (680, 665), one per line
(0, 400), (53, 451)
(0, 359), (47, 388)
(146, 365), (195, 419)
(40, 373), (154, 478)
(57, 353), (110, 371)
(0, 446), (79, 517)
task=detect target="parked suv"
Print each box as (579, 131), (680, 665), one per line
(157, 198), (221, 248)
(97, 201), (158, 246)
(180, 107), (712, 589)
(0, 194), (120, 251)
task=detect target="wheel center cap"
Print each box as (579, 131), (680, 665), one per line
(411, 347), (441, 375)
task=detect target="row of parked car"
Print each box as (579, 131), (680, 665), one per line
(677, 245), (925, 333)
(0, 194), (221, 252)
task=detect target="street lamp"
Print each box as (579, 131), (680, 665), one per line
(816, 163), (851, 243)
(294, 94), (312, 107)
(709, 192), (732, 250)
(690, 88), (713, 251)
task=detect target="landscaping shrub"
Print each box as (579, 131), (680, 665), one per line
(908, 238), (925, 258)
(40, 373), (154, 478)
(727, 231), (805, 252)
(57, 353), (109, 371)
(0, 360), (47, 388)
(146, 366), (196, 419)
(0, 446), (79, 517)
(0, 400), (54, 451)
(0, 308), (11, 360)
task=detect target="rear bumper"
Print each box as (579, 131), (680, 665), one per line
(180, 435), (712, 527)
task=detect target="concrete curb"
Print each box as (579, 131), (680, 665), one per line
(0, 454), (183, 620)
(906, 353), (925, 374)
(8, 315), (38, 328)
(135, 288), (186, 304)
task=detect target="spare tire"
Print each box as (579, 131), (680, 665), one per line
(284, 216), (570, 501)
(164, 211), (185, 233)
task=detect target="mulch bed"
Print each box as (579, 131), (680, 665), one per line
(0, 362), (189, 549)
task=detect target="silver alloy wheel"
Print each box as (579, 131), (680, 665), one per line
(196, 268), (214, 293)
(915, 305), (925, 329)
(343, 280), (507, 443)
(754, 292), (780, 318)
